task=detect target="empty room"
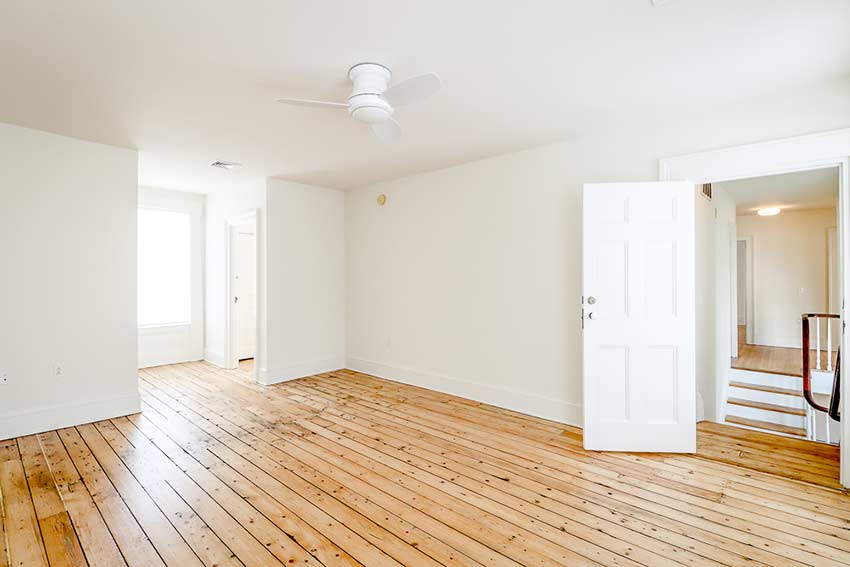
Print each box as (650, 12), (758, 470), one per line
(3, 1), (850, 566)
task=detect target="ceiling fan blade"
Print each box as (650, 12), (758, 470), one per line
(371, 117), (402, 142)
(276, 97), (348, 109)
(383, 73), (441, 107)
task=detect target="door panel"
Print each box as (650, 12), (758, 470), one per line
(583, 182), (695, 452)
(235, 230), (256, 360)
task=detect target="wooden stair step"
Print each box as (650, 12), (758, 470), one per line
(724, 415), (807, 437)
(727, 397), (806, 416)
(728, 381), (802, 397)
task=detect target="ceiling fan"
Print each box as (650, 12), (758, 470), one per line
(276, 62), (441, 141)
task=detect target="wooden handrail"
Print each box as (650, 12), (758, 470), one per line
(801, 313), (840, 416)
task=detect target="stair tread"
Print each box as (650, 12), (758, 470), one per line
(728, 381), (802, 397)
(727, 397), (806, 416)
(724, 415), (807, 437)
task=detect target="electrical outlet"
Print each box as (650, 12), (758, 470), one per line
(55, 365), (64, 377)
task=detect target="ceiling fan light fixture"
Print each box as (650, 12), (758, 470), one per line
(276, 62), (441, 141)
(757, 207), (781, 216)
(351, 105), (391, 124)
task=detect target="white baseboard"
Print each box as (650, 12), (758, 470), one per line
(346, 358), (582, 427)
(259, 356), (346, 386)
(204, 349), (227, 368)
(0, 393), (141, 441)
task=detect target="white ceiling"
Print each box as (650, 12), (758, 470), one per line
(716, 167), (839, 214)
(1, 1), (849, 192)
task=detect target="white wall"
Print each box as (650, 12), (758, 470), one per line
(345, 78), (850, 426)
(711, 186), (737, 422)
(205, 180), (266, 369)
(263, 179), (346, 384)
(737, 208), (837, 348)
(0, 123), (139, 439)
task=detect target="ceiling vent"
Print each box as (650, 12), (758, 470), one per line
(210, 160), (241, 170)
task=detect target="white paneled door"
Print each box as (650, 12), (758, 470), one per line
(235, 229), (256, 360)
(582, 182), (696, 452)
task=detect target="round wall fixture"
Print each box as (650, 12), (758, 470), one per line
(377, 194), (387, 206)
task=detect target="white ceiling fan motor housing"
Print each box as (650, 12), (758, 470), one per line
(347, 63), (393, 124)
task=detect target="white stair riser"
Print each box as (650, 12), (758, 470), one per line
(729, 368), (800, 389)
(727, 387), (804, 408)
(725, 405), (806, 427)
(723, 420), (806, 439)
(729, 368), (833, 392)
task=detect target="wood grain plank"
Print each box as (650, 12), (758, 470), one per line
(63, 425), (200, 567)
(0, 477), (8, 567)
(36, 431), (128, 567)
(17, 436), (88, 567)
(0, 459), (48, 567)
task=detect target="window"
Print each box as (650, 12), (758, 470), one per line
(138, 208), (191, 326)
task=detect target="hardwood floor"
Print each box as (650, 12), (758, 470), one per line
(732, 325), (836, 376)
(1, 361), (849, 567)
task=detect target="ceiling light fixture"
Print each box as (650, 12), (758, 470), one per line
(757, 207), (781, 216)
(210, 160), (242, 170)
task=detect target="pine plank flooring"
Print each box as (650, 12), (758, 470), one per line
(0, 361), (848, 566)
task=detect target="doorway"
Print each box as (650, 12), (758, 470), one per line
(661, 131), (850, 488)
(717, 169), (840, 448)
(225, 211), (258, 375)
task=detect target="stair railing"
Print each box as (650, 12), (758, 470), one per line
(801, 314), (841, 438)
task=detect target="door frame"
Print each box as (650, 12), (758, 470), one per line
(660, 127), (850, 488)
(224, 210), (259, 377)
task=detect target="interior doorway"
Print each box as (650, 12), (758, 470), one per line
(719, 169), (840, 444)
(661, 130), (850, 488)
(225, 211), (258, 375)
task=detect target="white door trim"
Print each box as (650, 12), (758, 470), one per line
(224, 210), (259, 380)
(659, 127), (850, 488)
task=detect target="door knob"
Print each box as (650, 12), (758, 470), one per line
(588, 312), (597, 320)
(587, 296), (597, 305)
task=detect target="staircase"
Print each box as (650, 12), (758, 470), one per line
(724, 313), (840, 442)
(724, 370), (808, 437)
